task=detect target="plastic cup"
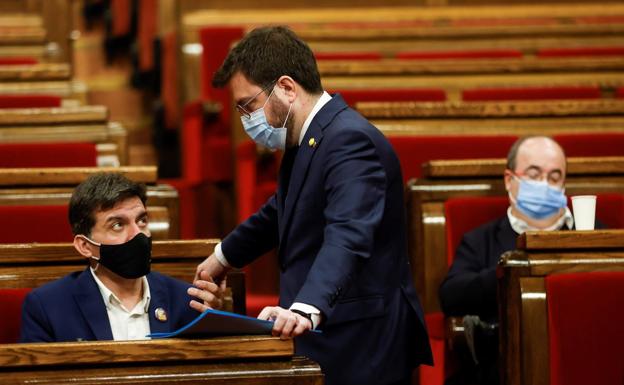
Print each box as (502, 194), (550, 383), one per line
(571, 195), (597, 231)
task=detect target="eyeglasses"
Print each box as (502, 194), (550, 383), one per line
(236, 81), (276, 119)
(512, 168), (564, 186)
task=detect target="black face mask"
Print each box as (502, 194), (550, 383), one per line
(84, 233), (152, 279)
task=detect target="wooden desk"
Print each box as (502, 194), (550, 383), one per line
(407, 157), (624, 313)
(0, 239), (245, 314)
(498, 230), (624, 385)
(0, 336), (323, 384)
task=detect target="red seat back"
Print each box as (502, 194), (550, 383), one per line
(387, 135), (517, 182)
(0, 94), (62, 108)
(0, 57), (38, 65)
(445, 196), (509, 265)
(555, 133), (624, 157)
(335, 88), (446, 107)
(0, 288), (32, 343)
(463, 86), (602, 101)
(397, 49), (523, 60)
(0, 205), (73, 243)
(0, 143), (98, 167)
(547, 271), (624, 385)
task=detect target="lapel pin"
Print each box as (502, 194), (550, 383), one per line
(155, 307), (168, 322)
(308, 137), (317, 148)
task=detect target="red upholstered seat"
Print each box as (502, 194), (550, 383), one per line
(110, 0), (131, 37)
(0, 94), (62, 108)
(397, 49), (523, 60)
(0, 205), (73, 243)
(616, 87), (624, 98)
(387, 135), (517, 182)
(161, 31), (180, 130)
(463, 86), (602, 101)
(137, 0), (157, 72)
(335, 88), (446, 107)
(537, 46), (624, 58)
(547, 271), (624, 385)
(0, 143), (97, 168)
(554, 133), (624, 158)
(0, 57), (38, 65)
(0, 288), (31, 343)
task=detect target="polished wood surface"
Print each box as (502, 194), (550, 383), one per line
(0, 63), (71, 81)
(424, 156), (624, 178)
(0, 105), (107, 125)
(498, 231), (624, 385)
(0, 81), (88, 104)
(0, 166), (156, 186)
(0, 337), (323, 384)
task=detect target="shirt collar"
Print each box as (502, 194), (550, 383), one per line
(507, 206), (574, 235)
(89, 267), (151, 313)
(298, 91), (332, 145)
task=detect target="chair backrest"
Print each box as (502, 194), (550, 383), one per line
(462, 86), (602, 101)
(554, 133), (624, 157)
(0, 143), (98, 168)
(0, 288), (31, 343)
(0, 205), (74, 243)
(387, 135), (517, 181)
(0, 94), (62, 108)
(546, 271), (624, 385)
(334, 88), (446, 107)
(445, 196), (509, 265)
(538, 46), (624, 58)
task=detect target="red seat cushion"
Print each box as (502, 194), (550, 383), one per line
(246, 293), (279, 318)
(617, 87), (624, 99)
(161, 31), (180, 130)
(554, 133), (624, 157)
(0, 143), (97, 167)
(0, 205), (73, 243)
(137, 0), (157, 72)
(315, 52), (382, 61)
(334, 88), (446, 107)
(538, 47), (624, 58)
(0, 288), (32, 343)
(397, 49), (523, 60)
(387, 135), (517, 182)
(0, 94), (62, 108)
(547, 271), (624, 385)
(445, 196), (510, 265)
(111, 0), (132, 37)
(463, 86), (602, 101)
(0, 57), (38, 65)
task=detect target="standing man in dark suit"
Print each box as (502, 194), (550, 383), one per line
(194, 26), (432, 385)
(21, 173), (223, 342)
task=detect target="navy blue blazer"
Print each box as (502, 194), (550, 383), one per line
(221, 94), (432, 385)
(20, 268), (198, 342)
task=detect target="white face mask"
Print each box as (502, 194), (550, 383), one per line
(240, 87), (292, 150)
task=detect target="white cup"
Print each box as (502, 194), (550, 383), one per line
(571, 195), (597, 231)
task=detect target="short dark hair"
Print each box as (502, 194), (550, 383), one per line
(68, 173), (147, 236)
(506, 135), (566, 171)
(212, 26), (323, 94)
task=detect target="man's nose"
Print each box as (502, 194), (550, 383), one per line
(127, 222), (149, 241)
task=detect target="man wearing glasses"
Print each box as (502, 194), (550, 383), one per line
(194, 26), (432, 385)
(439, 136), (572, 385)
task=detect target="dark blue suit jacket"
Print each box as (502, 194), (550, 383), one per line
(20, 268), (198, 342)
(221, 94), (432, 385)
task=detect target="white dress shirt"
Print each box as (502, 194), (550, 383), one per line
(90, 267), (151, 340)
(215, 91), (333, 329)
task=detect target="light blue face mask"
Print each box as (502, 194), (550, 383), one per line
(510, 176), (567, 220)
(240, 87), (292, 151)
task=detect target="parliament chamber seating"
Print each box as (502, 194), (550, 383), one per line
(499, 231), (624, 385)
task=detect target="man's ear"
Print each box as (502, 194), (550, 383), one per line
(276, 76), (297, 102)
(73, 235), (97, 259)
(504, 169), (513, 192)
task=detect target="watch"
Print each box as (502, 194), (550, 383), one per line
(291, 309), (313, 324)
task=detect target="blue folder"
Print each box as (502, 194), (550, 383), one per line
(148, 308), (274, 338)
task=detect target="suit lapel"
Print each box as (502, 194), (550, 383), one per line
(146, 273), (172, 334)
(278, 94), (348, 243)
(73, 268), (113, 341)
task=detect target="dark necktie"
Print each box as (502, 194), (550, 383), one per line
(279, 146), (299, 204)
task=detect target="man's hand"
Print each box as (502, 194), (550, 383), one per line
(257, 306), (312, 340)
(188, 271), (227, 312)
(194, 252), (228, 282)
